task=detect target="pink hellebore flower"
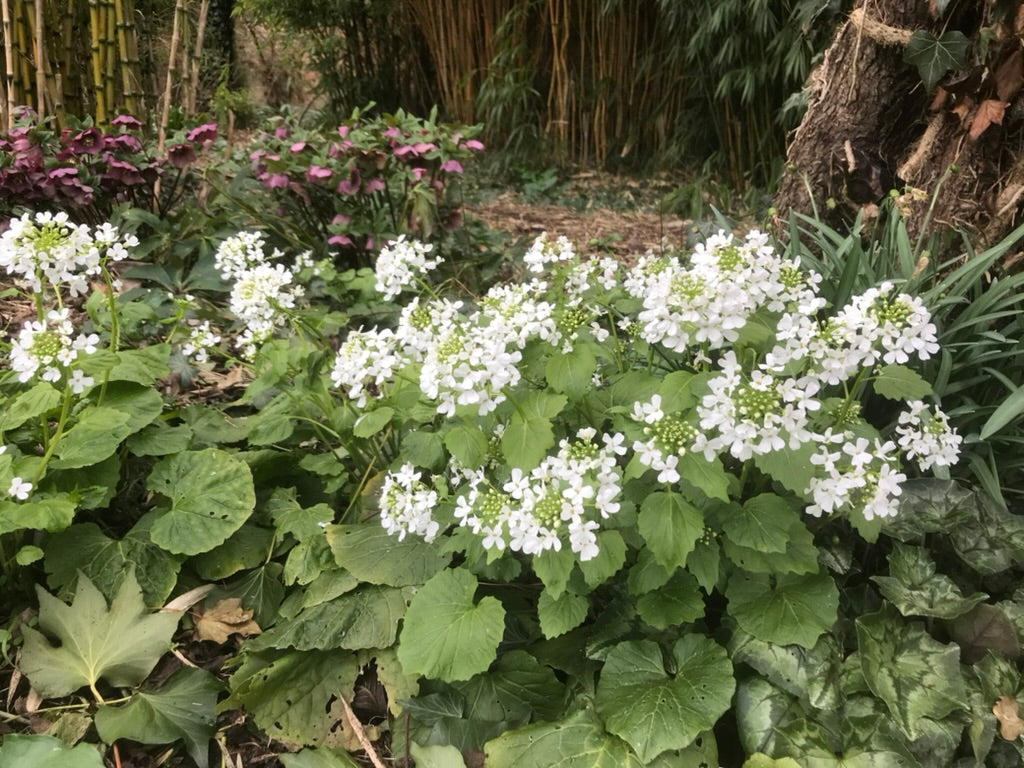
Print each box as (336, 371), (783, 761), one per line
(111, 114), (143, 131)
(462, 139), (485, 151)
(262, 173), (290, 189)
(289, 141), (307, 153)
(186, 123), (218, 143)
(440, 159), (463, 174)
(363, 177), (385, 193)
(306, 165), (333, 182)
(167, 143), (197, 169)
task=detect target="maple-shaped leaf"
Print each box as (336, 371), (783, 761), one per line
(19, 569), (181, 700)
(994, 695), (1024, 740)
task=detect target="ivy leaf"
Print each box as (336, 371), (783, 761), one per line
(727, 572), (839, 648)
(147, 448), (256, 556)
(595, 636), (735, 762)
(0, 734), (104, 767)
(872, 363), (933, 401)
(870, 542), (988, 619)
(94, 667), (220, 768)
(326, 523), (448, 586)
(638, 491), (703, 572)
(538, 588), (589, 639)
(855, 605), (967, 739)
(398, 568), (506, 682)
(19, 570), (181, 699)
(226, 649), (359, 746)
(484, 706), (643, 768)
(904, 29), (970, 90)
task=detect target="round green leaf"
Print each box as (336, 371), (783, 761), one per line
(353, 406), (394, 438)
(595, 636), (735, 762)
(147, 448), (256, 555)
(398, 568), (506, 682)
(638, 492), (703, 572)
(727, 571), (839, 648)
(538, 588), (589, 639)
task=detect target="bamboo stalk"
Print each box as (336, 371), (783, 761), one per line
(157, 0), (186, 153)
(1, 0), (12, 128)
(31, 0), (42, 115)
(15, 0), (31, 109)
(104, 0), (115, 119)
(88, 0), (105, 122)
(185, 0), (208, 115)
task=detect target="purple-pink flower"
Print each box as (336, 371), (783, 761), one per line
(186, 123), (218, 143)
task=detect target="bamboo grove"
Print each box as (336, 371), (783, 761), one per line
(0, 0), (213, 132)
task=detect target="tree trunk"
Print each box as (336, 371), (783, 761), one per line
(774, 0), (1024, 246)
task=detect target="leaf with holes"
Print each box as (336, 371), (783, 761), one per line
(19, 570), (181, 699)
(94, 667), (220, 768)
(398, 568), (505, 682)
(595, 636), (735, 762)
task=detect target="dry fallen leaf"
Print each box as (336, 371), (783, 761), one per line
(195, 597), (261, 644)
(993, 695), (1024, 740)
(969, 100), (1008, 141)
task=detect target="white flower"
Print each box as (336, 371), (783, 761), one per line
(8, 477), (32, 501)
(379, 463), (440, 542)
(374, 236), (441, 300)
(8, 309), (100, 387)
(181, 321), (222, 364)
(68, 369), (94, 394)
(214, 231), (269, 280)
(895, 401), (962, 471)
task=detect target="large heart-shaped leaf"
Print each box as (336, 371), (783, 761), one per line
(19, 570), (181, 699)
(595, 636), (735, 762)
(147, 448), (256, 555)
(855, 605), (967, 739)
(870, 542), (987, 619)
(398, 568), (505, 682)
(904, 29), (970, 90)
(326, 523), (448, 586)
(94, 667), (220, 768)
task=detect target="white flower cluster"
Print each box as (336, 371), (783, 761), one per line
(624, 230), (821, 355)
(181, 321), (222, 364)
(0, 211), (137, 296)
(448, 428), (625, 560)
(806, 433), (907, 520)
(523, 232), (575, 273)
(330, 327), (402, 407)
(895, 401), (962, 471)
(766, 282), (939, 388)
(374, 236), (442, 300)
(214, 232), (305, 358)
(9, 308), (98, 392)
(632, 394), (698, 483)
(379, 463), (440, 542)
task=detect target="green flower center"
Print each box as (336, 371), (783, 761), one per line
(30, 330), (62, 361)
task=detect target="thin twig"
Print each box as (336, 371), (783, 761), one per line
(337, 694), (386, 768)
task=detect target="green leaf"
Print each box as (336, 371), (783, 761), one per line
(885, 479), (975, 540)
(127, 422), (194, 456)
(636, 570), (705, 629)
(326, 523), (448, 586)
(0, 382), (61, 431)
(44, 514), (183, 604)
(686, 540), (721, 593)
(94, 667), (220, 768)
(0, 734), (104, 768)
(484, 706), (643, 768)
(638, 491), (703, 572)
(677, 452), (730, 502)
(595, 636), (735, 762)
(578, 530), (626, 587)
(226, 649), (359, 746)
(658, 370), (697, 412)
(398, 568), (506, 682)
(949, 492), (1024, 574)
(267, 489), (333, 542)
(855, 605), (967, 739)
(533, 546), (577, 598)
(743, 755), (803, 768)
(982, 383), (1024, 439)
(403, 430), (446, 470)
(627, 548), (673, 596)
(904, 29), (970, 90)
(50, 407), (132, 469)
(147, 448), (256, 555)
(723, 494), (800, 554)
(487, 650), (567, 722)
(353, 406), (394, 438)
(229, 562), (285, 628)
(108, 345), (171, 385)
(280, 748), (361, 768)
(19, 570), (181, 698)
(729, 631), (842, 711)
(444, 423), (489, 468)
(949, 603), (1021, 663)
(193, 524), (275, 580)
(408, 743), (466, 768)
(720, 516), (820, 575)
(502, 391), (567, 469)
(0, 496), (76, 536)
(734, 678), (807, 759)
(870, 542), (988, 619)
(546, 343), (597, 399)
(247, 585), (406, 651)
(872, 364), (932, 401)
(727, 572), (839, 648)
(752, 440), (818, 498)
(538, 588), (589, 639)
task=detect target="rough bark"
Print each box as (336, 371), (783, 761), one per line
(774, 0), (1024, 246)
